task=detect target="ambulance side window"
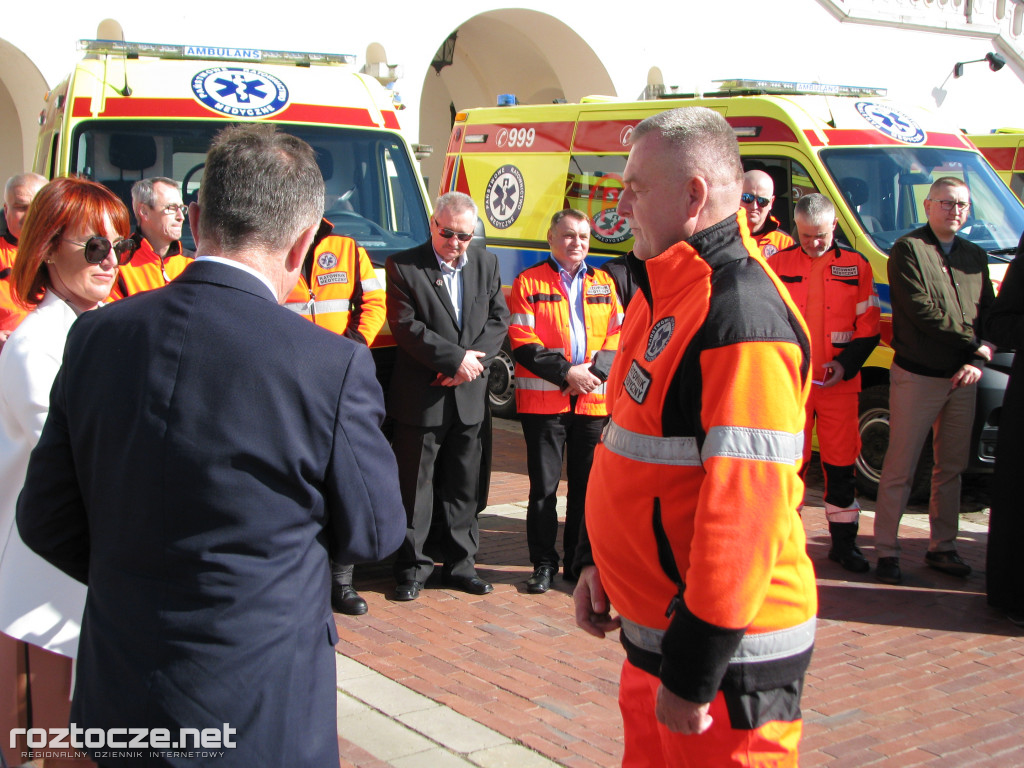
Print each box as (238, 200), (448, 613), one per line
(564, 155), (631, 253)
(740, 157), (818, 238)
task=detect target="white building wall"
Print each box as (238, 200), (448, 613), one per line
(2, 0), (1023, 183)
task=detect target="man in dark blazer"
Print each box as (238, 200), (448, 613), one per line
(16, 124), (406, 767)
(386, 192), (509, 600)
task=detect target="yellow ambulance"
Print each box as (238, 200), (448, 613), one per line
(443, 80), (1020, 498)
(33, 38), (432, 378)
(969, 128), (1024, 202)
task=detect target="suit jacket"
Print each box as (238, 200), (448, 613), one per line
(16, 259), (405, 768)
(385, 241), (509, 427)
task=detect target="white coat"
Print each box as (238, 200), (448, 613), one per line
(0, 291), (88, 658)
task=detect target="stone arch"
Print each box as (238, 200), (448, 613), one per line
(0, 39), (49, 186)
(417, 9), (614, 196)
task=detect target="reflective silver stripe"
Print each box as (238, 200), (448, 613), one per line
(316, 299), (351, 314)
(620, 617), (664, 653)
(620, 616), (816, 664)
(550, 347), (566, 356)
(830, 330), (853, 344)
(602, 421), (702, 466)
(510, 313), (535, 327)
(856, 295), (880, 314)
(516, 378), (561, 392)
(283, 302), (309, 315)
(593, 382), (606, 395)
(361, 277), (383, 292)
(702, 425), (803, 466)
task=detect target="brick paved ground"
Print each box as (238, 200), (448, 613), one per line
(335, 420), (1024, 767)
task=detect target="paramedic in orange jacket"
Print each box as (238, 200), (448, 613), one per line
(741, 169), (794, 258)
(108, 177), (194, 299)
(1, 173), (46, 346)
(284, 220), (386, 615)
(284, 221), (387, 345)
(509, 209), (622, 594)
(769, 194), (880, 573)
(574, 108), (817, 768)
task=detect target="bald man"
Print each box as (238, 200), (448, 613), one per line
(740, 169), (794, 258)
(1, 173), (47, 343)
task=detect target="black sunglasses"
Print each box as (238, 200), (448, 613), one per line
(740, 192), (771, 208)
(434, 219), (474, 242)
(63, 236), (138, 265)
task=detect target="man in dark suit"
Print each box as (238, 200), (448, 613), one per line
(386, 192), (509, 600)
(16, 124), (406, 767)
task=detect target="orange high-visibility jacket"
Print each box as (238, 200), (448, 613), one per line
(509, 259), (622, 416)
(284, 235), (385, 345)
(753, 215), (795, 258)
(768, 241), (880, 392)
(584, 214), (817, 705)
(109, 234), (193, 300)
(0, 234), (26, 333)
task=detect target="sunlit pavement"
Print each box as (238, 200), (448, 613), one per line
(331, 420), (1022, 768)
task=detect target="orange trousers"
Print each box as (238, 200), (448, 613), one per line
(619, 660), (802, 768)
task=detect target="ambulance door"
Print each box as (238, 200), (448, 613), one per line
(738, 153), (858, 246)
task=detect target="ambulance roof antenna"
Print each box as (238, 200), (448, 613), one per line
(96, 18), (132, 96)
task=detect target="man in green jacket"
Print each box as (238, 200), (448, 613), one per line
(873, 176), (995, 585)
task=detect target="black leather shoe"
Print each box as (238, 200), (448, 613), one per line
(925, 550), (972, 577)
(876, 557), (902, 585)
(526, 566), (555, 594)
(394, 580), (423, 601)
(446, 574), (493, 595)
(332, 585), (368, 615)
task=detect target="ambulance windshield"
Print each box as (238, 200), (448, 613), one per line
(822, 147), (1024, 259)
(69, 121), (430, 262)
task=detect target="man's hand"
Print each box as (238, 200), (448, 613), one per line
(450, 350), (487, 385)
(820, 360), (845, 388)
(655, 685), (713, 735)
(564, 364), (602, 396)
(951, 363), (983, 389)
(975, 343), (994, 363)
(573, 565), (621, 638)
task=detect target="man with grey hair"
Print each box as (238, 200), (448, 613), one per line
(109, 176), (194, 299)
(1, 173), (47, 342)
(873, 176), (994, 585)
(769, 193), (880, 573)
(17, 123), (405, 766)
(573, 107), (817, 766)
(386, 191), (509, 601)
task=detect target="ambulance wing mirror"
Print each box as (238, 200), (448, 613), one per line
(898, 171), (932, 186)
(472, 216), (487, 249)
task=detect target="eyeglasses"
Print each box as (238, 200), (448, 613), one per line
(155, 203), (188, 216)
(63, 236), (138, 265)
(927, 198), (970, 212)
(434, 219), (474, 242)
(740, 193), (771, 208)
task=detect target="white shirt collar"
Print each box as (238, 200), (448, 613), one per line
(195, 255), (278, 300)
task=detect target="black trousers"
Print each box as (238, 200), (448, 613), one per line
(392, 417), (483, 582)
(520, 410), (606, 574)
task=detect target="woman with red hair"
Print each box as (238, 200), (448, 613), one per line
(0, 177), (134, 767)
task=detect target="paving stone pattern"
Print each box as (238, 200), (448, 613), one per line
(335, 421), (1024, 767)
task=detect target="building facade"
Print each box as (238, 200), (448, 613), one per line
(2, 0), (1024, 194)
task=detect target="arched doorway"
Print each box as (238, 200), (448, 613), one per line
(418, 9), (614, 196)
(0, 39), (49, 186)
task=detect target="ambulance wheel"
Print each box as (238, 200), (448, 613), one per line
(487, 340), (517, 419)
(855, 384), (932, 503)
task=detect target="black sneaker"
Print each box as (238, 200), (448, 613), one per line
(924, 550), (972, 577)
(876, 557), (902, 585)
